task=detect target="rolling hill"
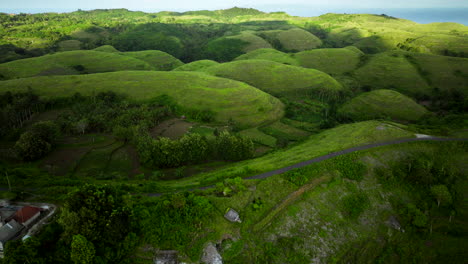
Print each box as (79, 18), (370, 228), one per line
(338, 89), (429, 121)
(0, 71), (284, 127)
(294, 47), (363, 75)
(0, 50), (154, 80)
(202, 59), (346, 101)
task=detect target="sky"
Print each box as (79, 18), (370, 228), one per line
(1, 0), (468, 11)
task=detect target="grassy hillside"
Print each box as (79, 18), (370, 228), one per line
(0, 71), (284, 127)
(404, 53), (468, 96)
(203, 59), (345, 101)
(353, 51), (431, 98)
(234, 48), (299, 66)
(172, 60), (219, 71)
(121, 50), (184, 71)
(294, 47), (363, 75)
(339, 89), (429, 121)
(276, 28), (323, 51)
(227, 33), (273, 52)
(93, 45), (120, 53)
(0, 50), (154, 80)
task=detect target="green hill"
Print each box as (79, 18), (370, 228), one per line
(172, 60), (219, 71)
(276, 28), (323, 51)
(93, 45), (120, 53)
(234, 48), (299, 66)
(257, 28), (322, 52)
(404, 53), (468, 96)
(0, 50), (153, 80)
(339, 89), (429, 121)
(227, 33), (273, 52)
(0, 71), (283, 127)
(121, 50), (184, 71)
(353, 51), (431, 98)
(294, 47), (363, 75)
(203, 59), (345, 101)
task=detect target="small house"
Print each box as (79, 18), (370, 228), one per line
(12, 206), (41, 227)
(0, 219), (23, 253)
(224, 208), (242, 223)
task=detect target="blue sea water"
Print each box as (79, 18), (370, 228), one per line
(1, 7), (467, 26)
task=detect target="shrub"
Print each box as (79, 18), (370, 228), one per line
(14, 131), (51, 161)
(341, 191), (370, 219)
(30, 121), (60, 144)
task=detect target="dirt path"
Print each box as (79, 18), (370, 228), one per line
(253, 175), (332, 232)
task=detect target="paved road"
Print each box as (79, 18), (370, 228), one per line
(245, 137), (467, 180)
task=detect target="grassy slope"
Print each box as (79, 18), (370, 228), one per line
(0, 50), (154, 80)
(303, 13), (468, 55)
(294, 47), (362, 75)
(339, 89), (429, 121)
(234, 48), (299, 66)
(172, 60), (219, 71)
(0, 71), (284, 127)
(276, 28), (322, 51)
(227, 33), (273, 52)
(93, 45), (120, 53)
(353, 51), (431, 98)
(406, 53), (468, 96)
(157, 120), (414, 188)
(203, 59), (345, 100)
(121, 50), (184, 71)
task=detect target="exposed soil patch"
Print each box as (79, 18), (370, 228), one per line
(41, 147), (90, 175)
(150, 118), (194, 140)
(126, 144), (142, 177)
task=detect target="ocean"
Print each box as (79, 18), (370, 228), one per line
(1, 7), (467, 26)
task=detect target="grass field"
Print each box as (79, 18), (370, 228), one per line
(294, 47), (363, 75)
(339, 89), (429, 121)
(0, 50), (154, 80)
(239, 128), (277, 148)
(203, 59), (345, 100)
(234, 48), (299, 66)
(0, 71), (284, 127)
(121, 50), (184, 71)
(172, 60), (219, 71)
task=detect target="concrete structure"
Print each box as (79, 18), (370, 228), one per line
(224, 208), (241, 223)
(0, 219), (23, 255)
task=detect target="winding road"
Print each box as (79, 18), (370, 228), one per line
(170, 136), (467, 196)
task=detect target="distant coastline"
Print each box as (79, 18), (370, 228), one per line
(1, 7), (467, 25)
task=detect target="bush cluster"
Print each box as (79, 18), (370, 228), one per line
(137, 131), (254, 168)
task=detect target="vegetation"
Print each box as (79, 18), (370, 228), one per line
(0, 50), (153, 80)
(339, 89), (429, 121)
(0, 7), (466, 264)
(0, 71), (284, 127)
(234, 48), (299, 66)
(203, 59), (346, 101)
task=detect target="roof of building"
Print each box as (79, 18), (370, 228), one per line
(0, 220), (23, 243)
(13, 206), (41, 224)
